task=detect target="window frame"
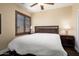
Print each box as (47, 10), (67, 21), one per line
(15, 11), (31, 36)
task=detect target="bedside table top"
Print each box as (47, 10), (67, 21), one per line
(60, 35), (74, 37)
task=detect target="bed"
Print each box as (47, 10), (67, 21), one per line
(8, 26), (67, 56)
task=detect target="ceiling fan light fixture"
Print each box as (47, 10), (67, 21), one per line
(30, 3), (54, 10)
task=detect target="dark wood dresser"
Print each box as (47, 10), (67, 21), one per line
(60, 35), (75, 48)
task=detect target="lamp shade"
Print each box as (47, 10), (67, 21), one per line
(62, 20), (71, 30)
(61, 20), (71, 35)
(31, 26), (33, 29)
(63, 24), (71, 30)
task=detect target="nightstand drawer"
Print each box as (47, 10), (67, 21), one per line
(60, 35), (75, 48)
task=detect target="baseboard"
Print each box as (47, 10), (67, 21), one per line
(0, 48), (9, 55)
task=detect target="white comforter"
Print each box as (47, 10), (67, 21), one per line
(8, 33), (67, 56)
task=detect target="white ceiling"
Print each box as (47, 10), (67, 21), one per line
(21, 3), (73, 13)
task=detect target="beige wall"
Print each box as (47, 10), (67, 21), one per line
(0, 3), (31, 50)
(32, 6), (74, 35)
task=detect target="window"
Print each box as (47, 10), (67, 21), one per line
(0, 14), (1, 34)
(15, 11), (31, 35)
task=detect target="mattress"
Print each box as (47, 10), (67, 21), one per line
(8, 33), (67, 56)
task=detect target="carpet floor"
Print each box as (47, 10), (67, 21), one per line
(64, 47), (79, 56)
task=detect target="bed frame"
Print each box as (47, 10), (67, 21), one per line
(35, 26), (59, 34)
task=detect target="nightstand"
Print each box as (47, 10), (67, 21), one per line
(60, 35), (75, 48)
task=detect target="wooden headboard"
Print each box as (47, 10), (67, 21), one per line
(35, 26), (59, 34)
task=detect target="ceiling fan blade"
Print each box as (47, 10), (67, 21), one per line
(30, 3), (38, 7)
(40, 5), (44, 10)
(45, 3), (54, 5)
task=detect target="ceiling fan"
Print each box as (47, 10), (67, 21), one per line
(30, 3), (54, 10)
